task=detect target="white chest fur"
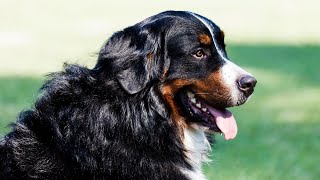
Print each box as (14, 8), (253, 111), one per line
(181, 125), (212, 180)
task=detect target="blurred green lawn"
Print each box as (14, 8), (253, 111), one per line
(1, 0), (320, 179)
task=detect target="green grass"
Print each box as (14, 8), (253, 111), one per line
(0, 44), (319, 179)
(0, 77), (43, 134)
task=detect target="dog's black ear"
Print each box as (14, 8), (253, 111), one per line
(116, 58), (150, 94)
(96, 20), (168, 94)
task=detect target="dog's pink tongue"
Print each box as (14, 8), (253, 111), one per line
(207, 107), (238, 140)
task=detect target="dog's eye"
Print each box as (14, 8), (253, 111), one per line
(193, 50), (205, 59)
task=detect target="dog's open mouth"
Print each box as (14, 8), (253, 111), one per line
(178, 91), (238, 140)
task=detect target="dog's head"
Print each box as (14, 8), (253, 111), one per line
(95, 11), (257, 140)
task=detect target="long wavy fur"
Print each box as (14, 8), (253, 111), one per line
(0, 11), (193, 180)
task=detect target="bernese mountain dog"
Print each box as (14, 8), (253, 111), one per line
(0, 11), (257, 180)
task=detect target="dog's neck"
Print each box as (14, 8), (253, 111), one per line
(181, 125), (211, 180)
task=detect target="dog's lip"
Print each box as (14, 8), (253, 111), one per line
(185, 91), (238, 140)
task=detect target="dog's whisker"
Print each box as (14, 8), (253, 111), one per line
(194, 93), (210, 95)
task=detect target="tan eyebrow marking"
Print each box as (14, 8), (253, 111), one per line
(198, 34), (212, 45)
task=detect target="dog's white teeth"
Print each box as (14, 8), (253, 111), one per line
(196, 102), (201, 108)
(187, 92), (195, 98)
(201, 107), (207, 112)
(191, 98), (196, 104)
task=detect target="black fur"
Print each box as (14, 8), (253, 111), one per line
(0, 11), (228, 180)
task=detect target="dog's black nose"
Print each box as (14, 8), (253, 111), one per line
(237, 75), (257, 96)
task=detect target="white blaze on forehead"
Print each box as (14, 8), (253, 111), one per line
(189, 12), (228, 60)
(189, 12), (252, 105)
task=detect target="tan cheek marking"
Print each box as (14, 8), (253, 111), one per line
(161, 79), (191, 135)
(198, 34), (212, 45)
(192, 71), (231, 102)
